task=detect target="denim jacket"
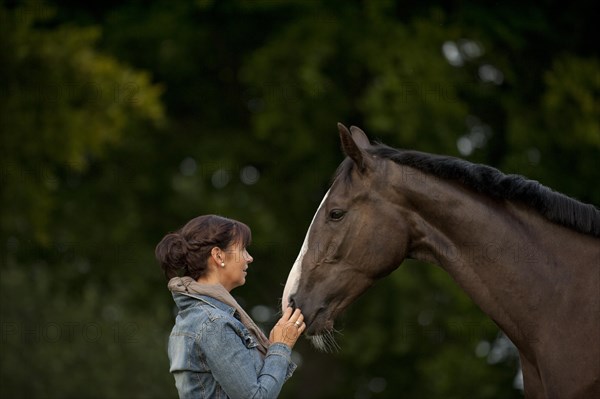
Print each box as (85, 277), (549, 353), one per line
(168, 292), (297, 399)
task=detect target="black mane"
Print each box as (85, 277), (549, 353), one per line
(338, 143), (600, 237)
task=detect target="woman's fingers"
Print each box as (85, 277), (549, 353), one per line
(289, 313), (304, 329)
(277, 307), (293, 325)
(283, 306), (293, 318)
(288, 309), (305, 334)
(280, 307), (301, 321)
(270, 308), (306, 348)
(290, 308), (301, 321)
(297, 322), (306, 334)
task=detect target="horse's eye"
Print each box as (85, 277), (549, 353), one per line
(329, 209), (346, 220)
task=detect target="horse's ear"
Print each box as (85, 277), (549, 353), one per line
(349, 126), (370, 149)
(338, 123), (371, 172)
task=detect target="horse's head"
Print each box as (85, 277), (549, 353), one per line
(282, 123), (410, 350)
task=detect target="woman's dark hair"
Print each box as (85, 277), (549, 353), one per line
(155, 215), (251, 280)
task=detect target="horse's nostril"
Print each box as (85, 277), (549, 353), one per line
(288, 296), (296, 310)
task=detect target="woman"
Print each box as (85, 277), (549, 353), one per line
(155, 215), (305, 398)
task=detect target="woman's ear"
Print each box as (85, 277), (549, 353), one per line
(210, 247), (222, 264)
(210, 246), (226, 268)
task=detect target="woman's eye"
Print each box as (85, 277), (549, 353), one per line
(329, 209), (346, 220)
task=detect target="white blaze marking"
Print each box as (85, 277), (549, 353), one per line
(282, 190), (330, 312)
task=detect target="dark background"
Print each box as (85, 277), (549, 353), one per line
(1, 0), (598, 398)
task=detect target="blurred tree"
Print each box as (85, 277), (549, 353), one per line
(1, 2), (171, 398)
(0, 2), (164, 245)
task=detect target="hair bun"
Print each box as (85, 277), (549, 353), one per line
(155, 232), (189, 278)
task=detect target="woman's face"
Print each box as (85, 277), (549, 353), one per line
(220, 242), (253, 291)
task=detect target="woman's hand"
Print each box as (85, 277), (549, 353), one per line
(269, 307), (306, 349)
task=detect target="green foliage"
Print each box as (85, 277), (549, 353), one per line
(504, 55), (600, 205)
(0, 3), (164, 245)
(1, 263), (175, 398)
(1, 3), (170, 398)
(1, 1), (598, 398)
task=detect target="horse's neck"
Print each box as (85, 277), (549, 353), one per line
(389, 165), (592, 352)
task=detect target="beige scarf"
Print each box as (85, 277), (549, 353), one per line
(168, 276), (270, 356)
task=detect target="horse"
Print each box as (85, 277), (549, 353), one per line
(282, 123), (600, 398)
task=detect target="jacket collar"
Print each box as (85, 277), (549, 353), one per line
(172, 291), (237, 317)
